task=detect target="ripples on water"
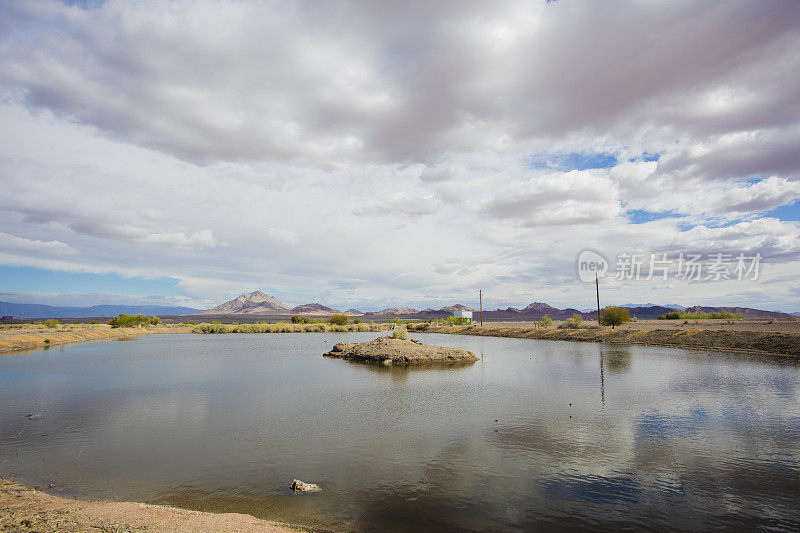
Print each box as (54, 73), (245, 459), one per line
(1, 333), (798, 531)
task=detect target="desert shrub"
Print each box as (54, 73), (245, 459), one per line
(195, 323), (231, 334)
(108, 314), (160, 328)
(392, 328), (409, 340)
(43, 319), (60, 328)
(291, 315), (302, 323)
(353, 318), (362, 324)
(599, 306), (631, 329)
(559, 313), (584, 329)
(539, 316), (553, 328)
(659, 311), (742, 320)
(447, 316), (471, 325)
(329, 314), (349, 326)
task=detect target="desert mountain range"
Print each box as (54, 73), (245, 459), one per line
(194, 291), (344, 316)
(191, 291), (797, 320)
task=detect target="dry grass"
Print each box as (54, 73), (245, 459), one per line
(193, 321), (390, 334)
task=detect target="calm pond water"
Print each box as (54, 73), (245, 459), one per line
(1, 332), (799, 531)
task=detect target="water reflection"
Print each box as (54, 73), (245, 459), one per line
(0, 333), (798, 531)
(603, 346), (632, 374)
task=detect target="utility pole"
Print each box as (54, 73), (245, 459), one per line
(479, 289), (483, 327)
(595, 273), (601, 325)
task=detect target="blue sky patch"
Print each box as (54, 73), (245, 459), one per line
(626, 209), (684, 224)
(764, 200), (800, 221)
(628, 152), (660, 162)
(528, 151), (618, 172)
(0, 266), (179, 296)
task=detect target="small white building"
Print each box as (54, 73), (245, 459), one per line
(453, 309), (473, 320)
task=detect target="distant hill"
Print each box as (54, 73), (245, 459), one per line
(439, 304), (476, 312)
(619, 303), (687, 309)
(473, 303), (795, 321)
(681, 305), (795, 319)
(291, 303), (342, 315)
(363, 307), (420, 317)
(186, 291), (800, 321)
(522, 302), (559, 313)
(0, 301), (200, 319)
(194, 291), (290, 315)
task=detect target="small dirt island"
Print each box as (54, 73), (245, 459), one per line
(324, 336), (478, 365)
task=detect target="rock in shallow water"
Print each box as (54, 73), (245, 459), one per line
(290, 479), (322, 493)
(323, 336), (477, 365)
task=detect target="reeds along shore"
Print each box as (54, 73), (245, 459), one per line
(193, 322), (390, 333)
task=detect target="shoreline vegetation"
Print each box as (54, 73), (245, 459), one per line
(2, 318), (798, 357)
(0, 325), (155, 354)
(193, 321), (390, 334)
(412, 323), (800, 357)
(0, 476), (302, 533)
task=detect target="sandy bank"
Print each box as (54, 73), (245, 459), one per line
(0, 477), (302, 533)
(423, 323), (800, 357)
(0, 325), (193, 355)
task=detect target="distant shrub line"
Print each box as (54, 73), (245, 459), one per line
(108, 314), (161, 328)
(194, 321), (385, 334)
(659, 311), (743, 320)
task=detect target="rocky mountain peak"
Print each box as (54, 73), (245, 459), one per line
(196, 291), (290, 315)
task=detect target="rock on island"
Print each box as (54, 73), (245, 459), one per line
(323, 336), (478, 365)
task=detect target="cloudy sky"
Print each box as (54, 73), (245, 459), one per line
(1, 0), (799, 312)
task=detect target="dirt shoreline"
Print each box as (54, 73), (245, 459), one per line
(423, 321), (800, 357)
(0, 476), (305, 533)
(0, 325), (193, 356)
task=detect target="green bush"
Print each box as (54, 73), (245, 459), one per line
(539, 316), (553, 328)
(353, 318), (362, 324)
(447, 316), (471, 325)
(329, 314), (349, 326)
(559, 313), (583, 329)
(392, 328), (409, 340)
(43, 319), (60, 328)
(599, 306), (631, 329)
(108, 314), (161, 328)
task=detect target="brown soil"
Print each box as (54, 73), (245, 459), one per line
(0, 325), (193, 356)
(0, 476), (303, 533)
(324, 336), (478, 364)
(427, 319), (800, 357)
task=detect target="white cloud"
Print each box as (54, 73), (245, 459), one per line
(0, 1), (799, 311)
(137, 230), (219, 250)
(0, 232), (76, 256)
(353, 194), (438, 217)
(481, 170), (621, 227)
